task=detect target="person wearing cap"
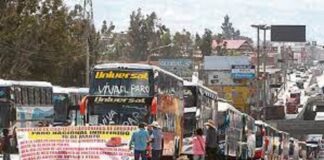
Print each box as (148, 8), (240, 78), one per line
(129, 123), (150, 160)
(150, 121), (163, 160)
(204, 119), (221, 160)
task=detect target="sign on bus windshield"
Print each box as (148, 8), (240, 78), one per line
(90, 70), (153, 97)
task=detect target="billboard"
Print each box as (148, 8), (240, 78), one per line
(231, 65), (255, 79)
(159, 58), (193, 79)
(271, 25), (306, 42)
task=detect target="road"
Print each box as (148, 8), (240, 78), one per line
(284, 72), (312, 119)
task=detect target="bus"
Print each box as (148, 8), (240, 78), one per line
(181, 81), (218, 156)
(217, 99), (244, 159)
(79, 63), (184, 158)
(0, 79), (53, 130)
(53, 86), (88, 126)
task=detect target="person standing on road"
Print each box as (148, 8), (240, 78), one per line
(192, 128), (205, 160)
(129, 123), (150, 160)
(1, 129), (11, 160)
(204, 120), (222, 160)
(150, 121), (163, 160)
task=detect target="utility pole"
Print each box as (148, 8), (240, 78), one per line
(82, 0), (94, 87)
(251, 25), (265, 119)
(261, 26), (271, 120)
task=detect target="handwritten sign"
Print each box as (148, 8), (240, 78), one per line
(17, 126), (137, 160)
(95, 71), (148, 80)
(97, 84), (149, 96)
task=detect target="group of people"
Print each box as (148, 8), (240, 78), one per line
(129, 121), (164, 160)
(130, 119), (222, 160)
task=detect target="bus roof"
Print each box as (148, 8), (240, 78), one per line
(94, 63), (154, 70)
(53, 86), (89, 94)
(218, 101), (241, 114)
(0, 79), (52, 87)
(184, 80), (218, 98)
(255, 120), (265, 125)
(94, 63), (184, 82)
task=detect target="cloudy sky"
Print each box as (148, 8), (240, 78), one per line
(65, 0), (324, 43)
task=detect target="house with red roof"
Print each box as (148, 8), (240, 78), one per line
(211, 39), (253, 55)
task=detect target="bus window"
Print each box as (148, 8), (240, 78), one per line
(34, 88), (40, 105)
(0, 87), (10, 101)
(46, 88), (52, 105)
(22, 87), (28, 105)
(40, 88), (46, 105)
(14, 87), (22, 104)
(27, 87), (34, 105)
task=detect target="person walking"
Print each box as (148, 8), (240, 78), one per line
(1, 129), (11, 160)
(129, 123), (150, 160)
(192, 128), (205, 160)
(150, 121), (163, 160)
(204, 120), (222, 160)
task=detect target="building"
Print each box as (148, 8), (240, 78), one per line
(202, 56), (255, 113)
(211, 40), (254, 55)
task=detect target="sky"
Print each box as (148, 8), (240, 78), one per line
(65, 0), (324, 43)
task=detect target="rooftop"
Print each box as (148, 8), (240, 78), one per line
(203, 56), (250, 70)
(212, 40), (250, 50)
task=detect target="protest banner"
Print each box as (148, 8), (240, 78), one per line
(17, 126), (137, 160)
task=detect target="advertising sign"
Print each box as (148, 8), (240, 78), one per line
(271, 25), (306, 42)
(159, 58), (193, 79)
(231, 65), (255, 79)
(17, 126), (137, 160)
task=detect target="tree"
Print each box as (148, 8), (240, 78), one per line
(0, 0), (99, 86)
(195, 33), (201, 50)
(172, 29), (193, 57)
(221, 15), (240, 39)
(127, 9), (161, 61)
(200, 29), (213, 56)
(159, 30), (172, 57)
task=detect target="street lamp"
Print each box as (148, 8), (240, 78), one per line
(146, 43), (174, 64)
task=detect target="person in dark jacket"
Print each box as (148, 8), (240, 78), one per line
(204, 120), (222, 160)
(1, 129), (11, 160)
(150, 121), (163, 160)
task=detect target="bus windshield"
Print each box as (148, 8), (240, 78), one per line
(89, 103), (149, 125)
(90, 70), (153, 97)
(0, 103), (11, 128)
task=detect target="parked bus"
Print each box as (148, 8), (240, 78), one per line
(217, 99), (244, 159)
(53, 86), (88, 126)
(79, 63), (184, 158)
(0, 79), (53, 129)
(181, 81), (218, 156)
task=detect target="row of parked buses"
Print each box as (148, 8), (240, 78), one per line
(78, 63), (307, 159)
(0, 79), (88, 130)
(0, 63), (304, 159)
